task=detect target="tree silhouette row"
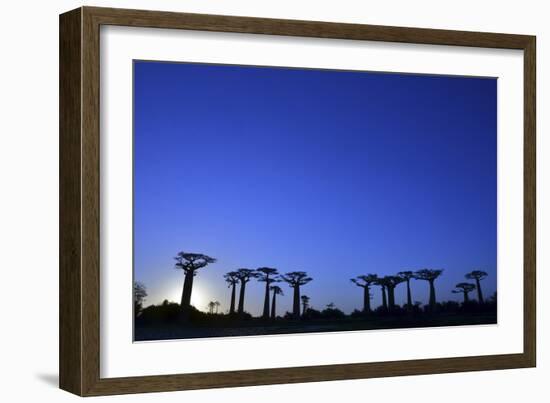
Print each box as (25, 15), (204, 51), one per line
(351, 269), (489, 313)
(173, 251), (314, 319)
(172, 251), (489, 319)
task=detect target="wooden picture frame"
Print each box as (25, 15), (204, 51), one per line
(59, 6), (536, 396)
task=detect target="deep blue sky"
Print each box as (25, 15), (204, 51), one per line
(134, 61), (497, 315)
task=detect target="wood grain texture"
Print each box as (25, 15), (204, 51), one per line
(80, 7), (102, 396)
(59, 8), (82, 396)
(86, 6), (532, 49)
(523, 38), (536, 367)
(59, 6), (537, 396)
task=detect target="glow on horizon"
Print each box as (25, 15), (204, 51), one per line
(144, 277), (212, 313)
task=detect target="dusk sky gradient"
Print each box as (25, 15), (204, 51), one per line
(134, 61), (497, 316)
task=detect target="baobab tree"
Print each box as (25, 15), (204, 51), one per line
(214, 301), (220, 314)
(452, 282), (476, 304)
(381, 275), (405, 311)
(256, 267), (279, 319)
(281, 271), (312, 319)
(174, 252), (216, 312)
(414, 269), (444, 310)
(270, 285), (284, 319)
(465, 270), (488, 304)
(235, 268), (259, 315)
(301, 295), (310, 315)
(350, 274), (378, 313)
(397, 271), (415, 309)
(374, 277), (388, 311)
(224, 271), (239, 315)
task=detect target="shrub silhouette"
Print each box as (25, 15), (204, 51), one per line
(302, 307), (322, 320)
(139, 300), (181, 324)
(133, 281), (147, 317)
(481, 292), (497, 312)
(283, 311), (294, 320)
(438, 300), (460, 313)
(409, 301), (423, 314)
(322, 303), (346, 319)
(350, 309), (365, 318)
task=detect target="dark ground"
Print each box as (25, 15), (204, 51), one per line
(135, 312), (497, 341)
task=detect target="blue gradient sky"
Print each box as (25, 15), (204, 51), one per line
(134, 61), (497, 315)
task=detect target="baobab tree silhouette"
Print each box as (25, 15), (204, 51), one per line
(174, 252), (216, 312)
(207, 301), (216, 314)
(414, 269), (444, 311)
(223, 271), (239, 315)
(281, 271), (312, 319)
(270, 285), (284, 319)
(350, 274), (378, 313)
(235, 268), (259, 315)
(381, 275), (405, 311)
(301, 295), (310, 315)
(465, 270), (488, 304)
(256, 267), (279, 319)
(374, 277), (389, 311)
(397, 271), (415, 309)
(452, 282), (476, 304)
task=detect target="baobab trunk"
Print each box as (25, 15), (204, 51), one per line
(293, 285), (300, 319)
(229, 283), (236, 315)
(180, 270), (194, 310)
(363, 287), (371, 313)
(475, 278), (484, 304)
(429, 280), (436, 310)
(381, 286), (388, 311)
(238, 282), (246, 314)
(262, 281), (270, 319)
(387, 287), (395, 310)
(271, 292), (277, 319)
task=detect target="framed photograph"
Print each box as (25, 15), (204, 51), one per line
(59, 6), (536, 396)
